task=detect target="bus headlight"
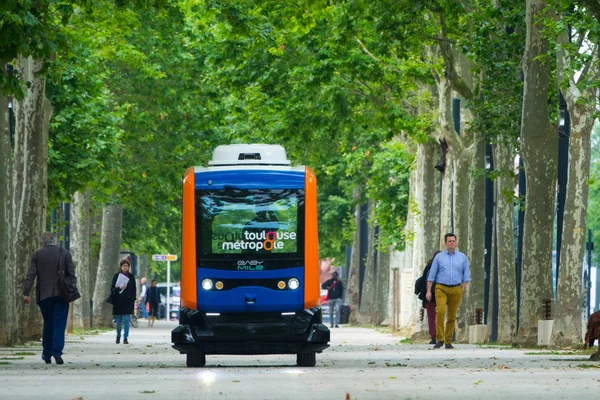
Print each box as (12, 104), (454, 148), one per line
(288, 278), (300, 290)
(202, 279), (213, 291)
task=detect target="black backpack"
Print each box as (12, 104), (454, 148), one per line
(415, 265), (434, 302)
(414, 275), (426, 300)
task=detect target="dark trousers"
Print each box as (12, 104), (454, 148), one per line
(424, 300), (436, 339)
(38, 296), (69, 358)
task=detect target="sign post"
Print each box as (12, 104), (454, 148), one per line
(152, 254), (178, 320)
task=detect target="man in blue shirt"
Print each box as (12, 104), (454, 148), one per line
(426, 233), (470, 349)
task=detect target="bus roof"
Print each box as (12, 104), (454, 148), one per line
(208, 144), (291, 167)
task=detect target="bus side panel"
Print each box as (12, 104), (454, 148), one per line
(181, 167), (197, 310)
(304, 166), (319, 309)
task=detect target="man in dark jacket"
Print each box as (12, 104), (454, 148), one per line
(322, 271), (344, 328)
(23, 232), (77, 365)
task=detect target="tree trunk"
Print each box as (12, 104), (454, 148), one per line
(418, 141), (442, 257)
(346, 189), (362, 324)
(553, 102), (594, 346)
(13, 55), (51, 342)
(0, 84), (16, 346)
(406, 140), (441, 332)
(457, 138), (486, 342)
(375, 246), (390, 325)
(396, 166), (417, 334)
(359, 200), (377, 323)
(518, 0), (557, 344)
(493, 142), (518, 343)
(92, 204), (123, 328)
(71, 190), (92, 331)
(138, 254), (149, 280)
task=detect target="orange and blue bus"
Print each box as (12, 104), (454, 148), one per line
(172, 144), (330, 367)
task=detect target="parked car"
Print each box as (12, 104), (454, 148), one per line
(320, 289), (328, 305)
(157, 283), (180, 320)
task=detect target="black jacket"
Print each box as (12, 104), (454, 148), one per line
(111, 272), (136, 315)
(23, 245), (77, 304)
(321, 278), (344, 300)
(147, 286), (161, 305)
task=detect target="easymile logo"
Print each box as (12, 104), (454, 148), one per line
(237, 260), (264, 271)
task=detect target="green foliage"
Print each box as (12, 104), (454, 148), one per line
(365, 140), (413, 250)
(586, 124), (600, 262)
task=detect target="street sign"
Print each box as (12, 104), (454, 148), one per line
(152, 254), (178, 261)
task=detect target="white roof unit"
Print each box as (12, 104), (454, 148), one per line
(208, 144), (291, 166)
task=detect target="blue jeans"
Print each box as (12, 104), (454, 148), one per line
(115, 315), (130, 339)
(329, 298), (342, 325)
(38, 296), (69, 358)
(141, 301), (148, 319)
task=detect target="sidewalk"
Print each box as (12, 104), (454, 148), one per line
(1, 321), (599, 399)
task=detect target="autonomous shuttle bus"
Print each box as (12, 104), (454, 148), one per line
(172, 144), (330, 367)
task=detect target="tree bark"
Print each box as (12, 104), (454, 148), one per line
(71, 190), (92, 331)
(13, 55), (51, 342)
(359, 200), (377, 324)
(518, 0), (557, 345)
(406, 140), (441, 333)
(551, 15), (598, 346)
(375, 245), (390, 325)
(553, 102), (593, 346)
(418, 140), (442, 257)
(346, 189), (362, 324)
(457, 138), (486, 341)
(92, 204), (123, 328)
(493, 142), (518, 342)
(0, 79), (16, 346)
(138, 254), (150, 279)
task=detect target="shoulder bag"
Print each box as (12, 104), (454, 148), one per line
(57, 248), (81, 303)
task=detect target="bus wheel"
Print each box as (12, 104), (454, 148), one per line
(296, 352), (316, 367)
(186, 351), (206, 367)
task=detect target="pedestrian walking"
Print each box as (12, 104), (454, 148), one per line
(426, 233), (470, 349)
(416, 250), (442, 344)
(138, 277), (149, 319)
(22, 232), (78, 364)
(111, 259), (136, 344)
(321, 271), (344, 328)
(147, 280), (161, 327)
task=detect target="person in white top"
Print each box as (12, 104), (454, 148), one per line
(138, 277), (149, 319)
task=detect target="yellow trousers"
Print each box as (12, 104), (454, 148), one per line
(434, 283), (463, 343)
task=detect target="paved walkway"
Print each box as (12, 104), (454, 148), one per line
(1, 320), (599, 399)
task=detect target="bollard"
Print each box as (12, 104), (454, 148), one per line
(542, 298), (553, 320)
(538, 299), (554, 346)
(474, 308), (484, 325)
(468, 308), (488, 343)
(419, 308), (425, 322)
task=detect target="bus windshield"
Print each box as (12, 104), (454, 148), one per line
(196, 188), (304, 258)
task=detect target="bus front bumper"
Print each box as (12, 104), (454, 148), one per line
(172, 307), (330, 355)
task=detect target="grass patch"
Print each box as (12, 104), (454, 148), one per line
(0, 362), (12, 365)
(525, 349), (596, 356)
(0, 356), (24, 360)
(476, 342), (512, 348)
(548, 358), (595, 362)
(14, 352), (35, 356)
(69, 327), (113, 336)
(398, 338), (413, 344)
(576, 364), (600, 369)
